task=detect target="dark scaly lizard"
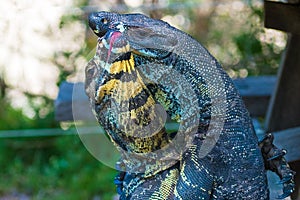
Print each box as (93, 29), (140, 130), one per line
(85, 12), (295, 199)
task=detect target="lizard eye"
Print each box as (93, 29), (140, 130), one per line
(101, 18), (108, 25)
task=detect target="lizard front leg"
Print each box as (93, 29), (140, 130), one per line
(259, 133), (295, 199)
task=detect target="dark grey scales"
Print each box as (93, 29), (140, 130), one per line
(86, 11), (295, 200)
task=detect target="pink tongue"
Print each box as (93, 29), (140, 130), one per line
(107, 31), (122, 60)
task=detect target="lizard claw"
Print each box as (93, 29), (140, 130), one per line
(277, 172), (294, 184)
(277, 181), (295, 199)
(114, 171), (126, 195)
(267, 149), (287, 161)
(276, 170), (295, 199)
(259, 133), (296, 199)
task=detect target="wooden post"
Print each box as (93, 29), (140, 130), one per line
(264, 1), (300, 34)
(265, 34), (300, 132)
(264, 1), (300, 199)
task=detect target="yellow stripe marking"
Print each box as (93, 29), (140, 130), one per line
(96, 79), (119, 102)
(109, 54), (135, 74)
(113, 81), (144, 102)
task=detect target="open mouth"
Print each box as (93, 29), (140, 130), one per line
(101, 31), (130, 59)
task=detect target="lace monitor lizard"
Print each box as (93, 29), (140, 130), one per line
(85, 11), (295, 199)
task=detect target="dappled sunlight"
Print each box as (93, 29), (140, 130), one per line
(124, 0), (143, 8)
(162, 14), (191, 30)
(259, 28), (287, 53)
(0, 0), (85, 117)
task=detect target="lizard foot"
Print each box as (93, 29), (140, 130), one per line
(259, 133), (296, 199)
(114, 171), (126, 195)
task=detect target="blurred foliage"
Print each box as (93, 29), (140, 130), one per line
(0, 0), (116, 199)
(161, 0), (286, 77)
(0, 135), (116, 200)
(0, 0), (286, 199)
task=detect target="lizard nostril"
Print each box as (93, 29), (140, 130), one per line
(88, 13), (98, 29)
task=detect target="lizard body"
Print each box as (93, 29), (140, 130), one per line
(85, 12), (294, 199)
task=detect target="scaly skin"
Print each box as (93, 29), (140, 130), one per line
(85, 12), (294, 199)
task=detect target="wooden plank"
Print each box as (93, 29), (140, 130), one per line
(233, 76), (276, 117)
(265, 35), (300, 132)
(55, 82), (95, 121)
(264, 0), (300, 34)
(55, 76), (276, 121)
(267, 0), (300, 4)
(288, 0), (300, 3)
(272, 126), (300, 162)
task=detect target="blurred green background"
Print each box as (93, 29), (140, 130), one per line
(0, 0), (286, 199)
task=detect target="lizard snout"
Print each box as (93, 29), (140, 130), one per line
(88, 12), (110, 37)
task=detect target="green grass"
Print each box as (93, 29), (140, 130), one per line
(0, 135), (117, 200)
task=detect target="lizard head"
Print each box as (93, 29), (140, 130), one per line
(86, 12), (180, 103)
(88, 12), (178, 60)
